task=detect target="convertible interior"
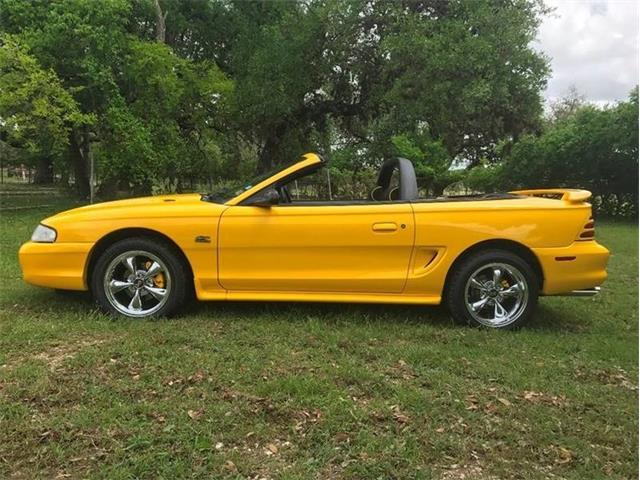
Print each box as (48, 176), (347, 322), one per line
(234, 156), (518, 207)
(271, 157), (420, 205)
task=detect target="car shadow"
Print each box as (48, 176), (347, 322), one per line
(13, 287), (585, 332)
(188, 297), (587, 333)
(187, 299), (457, 328)
(524, 302), (589, 333)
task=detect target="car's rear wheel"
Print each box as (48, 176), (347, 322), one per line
(91, 237), (188, 318)
(446, 249), (539, 329)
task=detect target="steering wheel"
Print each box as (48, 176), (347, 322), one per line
(278, 185), (292, 203)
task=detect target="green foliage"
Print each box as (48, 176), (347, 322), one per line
(0, 35), (90, 157)
(378, 0), (549, 163)
(464, 163), (507, 193)
(391, 133), (461, 195)
(0, 0), (631, 210)
(98, 40), (233, 192)
(496, 89), (638, 217)
(326, 145), (377, 200)
(0, 0), (235, 194)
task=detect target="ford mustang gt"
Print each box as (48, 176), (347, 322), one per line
(19, 153), (609, 329)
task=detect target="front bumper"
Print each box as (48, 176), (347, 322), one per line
(533, 241), (610, 295)
(19, 241), (92, 291)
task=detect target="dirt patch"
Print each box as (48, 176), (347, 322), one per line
(1, 339), (107, 373)
(440, 464), (498, 480)
(33, 339), (105, 371)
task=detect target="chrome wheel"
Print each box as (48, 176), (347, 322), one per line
(464, 262), (528, 328)
(103, 250), (171, 318)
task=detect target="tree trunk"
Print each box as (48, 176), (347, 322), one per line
(33, 156), (54, 184)
(154, 0), (167, 43)
(69, 131), (89, 198)
(59, 168), (69, 188)
(80, 126), (96, 203)
(257, 124), (287, 174)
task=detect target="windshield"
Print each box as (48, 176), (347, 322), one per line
(202, 159), (301, 203)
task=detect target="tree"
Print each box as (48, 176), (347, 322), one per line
(1, 0), (134, 195)
(548, 85), (587, 122)
(0, 35), (90, 183)
(390, 133), (461, 196)
(377, 0), (549, 165)
(495, 88), (639, 216)
(150, 0), (548, 172)
(0, 0), (232, 196)
(100, 40), (232, 193)
(0, 0), (551, 197)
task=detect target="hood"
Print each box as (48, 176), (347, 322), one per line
(43, 193), (225, 225)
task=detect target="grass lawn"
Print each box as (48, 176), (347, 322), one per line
(0, 186), (637, 479)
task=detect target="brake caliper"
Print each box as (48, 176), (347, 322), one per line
(144, 260), (165, 288)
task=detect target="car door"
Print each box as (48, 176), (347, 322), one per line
(218, 202), (415, 294)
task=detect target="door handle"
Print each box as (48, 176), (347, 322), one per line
(372, 222), (398, 232)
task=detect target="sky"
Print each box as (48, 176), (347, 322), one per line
(535, 0), (639, 106)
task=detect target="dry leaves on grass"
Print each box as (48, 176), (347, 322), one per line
(548, 445), (575, 465)
(224, 460), (237, 472)
(263, 439), (291, 456)
(577, 366), (639, 391)
(187, 369), (207, 384)
(519, 391), (567, 407)
(465, 394), (479, 411)
(164, 370), (211, 389)
(187, 409), (204, 420)
(556, 447), (574, 464)
(605, 371), (637, 391)
(221, 387), (267, 404)
(264, 443), (278, 455)
(388, 359), (419, 381)
(293, 409), (322, 435)
(440, 463), (495, 480)
(151, 413), (166, 423)
(390, 404), (411, 424)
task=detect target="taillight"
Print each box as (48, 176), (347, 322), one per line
(577, 217), (595, 240)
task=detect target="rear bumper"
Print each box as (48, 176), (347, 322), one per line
(533, 241), (609, 295)
(19, 241), (92, 291)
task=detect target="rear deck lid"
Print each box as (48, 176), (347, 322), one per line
(510, 189), (592, 204)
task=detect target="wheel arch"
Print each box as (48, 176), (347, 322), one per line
(85, 228), (195, 292)
(443, 239), (544, 296)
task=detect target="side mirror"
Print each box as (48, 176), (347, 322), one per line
(246, 188), (280, 207)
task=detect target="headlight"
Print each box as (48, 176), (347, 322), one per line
(31, 224), (57, 243)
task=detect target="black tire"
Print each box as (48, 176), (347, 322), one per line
(445, 249), (539, 329)
(91, 237), (189, 318)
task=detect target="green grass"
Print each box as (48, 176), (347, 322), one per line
(0, 186), (637, 479)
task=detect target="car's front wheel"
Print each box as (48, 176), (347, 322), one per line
(446, 249), (539, 329)
(91, 237), (189, 318)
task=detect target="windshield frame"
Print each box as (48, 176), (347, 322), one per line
(201, 153), (324, 205)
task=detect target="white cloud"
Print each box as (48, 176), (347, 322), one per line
(535, 0), (639, 105)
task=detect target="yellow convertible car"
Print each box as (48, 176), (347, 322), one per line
(19, 153), (609, 329)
